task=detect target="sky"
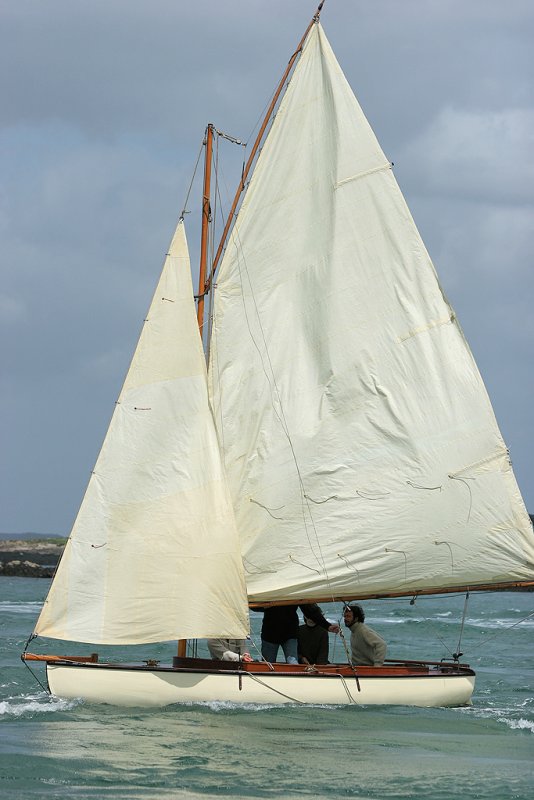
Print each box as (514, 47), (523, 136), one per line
(1, 0), (533, 535)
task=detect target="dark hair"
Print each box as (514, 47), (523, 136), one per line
(347, 604), (365, 623)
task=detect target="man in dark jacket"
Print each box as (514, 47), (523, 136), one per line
(298, 611), (329, 665)
(258, 603), (339, 664)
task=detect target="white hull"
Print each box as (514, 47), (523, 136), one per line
(45, 660), (475, 708)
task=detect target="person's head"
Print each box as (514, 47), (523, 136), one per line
(304, 604), (322, 627)
(343, 604), (365, 627)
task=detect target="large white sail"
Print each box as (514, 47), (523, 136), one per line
(208, 23), (534, 602)
(36, 221), (249, 644)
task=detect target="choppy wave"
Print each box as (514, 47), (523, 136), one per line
(465, 616), (534, 630)
(371, 614), (534, 630)
(0, 691), (80, 717)
(488, 713), (534, 735)
(505, 718), (534, 733)
(193, 700), (285, 712)
(462, 703), (534, 734)
(180, 699), (345, 713)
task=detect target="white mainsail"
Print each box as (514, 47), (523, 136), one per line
(208, 23), (534, 603)
(36, 221), (249, 644)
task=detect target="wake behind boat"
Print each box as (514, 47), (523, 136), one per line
(23, 3), (534, 708)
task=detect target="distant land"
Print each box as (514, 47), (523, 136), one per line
(0, 531), (65, 540)
(0, 535), (65, 577)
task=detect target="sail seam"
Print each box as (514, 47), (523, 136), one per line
(448, 449), (509, 476)
(334, 162), (392, 189)
(398, 314), (453, 342)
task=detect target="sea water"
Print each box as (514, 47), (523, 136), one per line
(1, 577), (533, 800)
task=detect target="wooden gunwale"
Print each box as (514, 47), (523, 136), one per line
(24, 653), (474, 679)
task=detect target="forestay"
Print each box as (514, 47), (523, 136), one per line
(208, 23), (534, 603)
(35, 221), (249, 644)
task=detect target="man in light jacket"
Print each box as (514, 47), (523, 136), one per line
(207, 638), (252, 662)
(343, 604), (386, 666)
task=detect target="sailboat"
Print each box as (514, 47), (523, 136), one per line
(23, 4), (534, 708)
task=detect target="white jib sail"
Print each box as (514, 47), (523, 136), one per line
(36, 221), (249, 644)
(208, 23), (534, 602)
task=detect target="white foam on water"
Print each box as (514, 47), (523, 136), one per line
(179, 699), (342, 713)
(0, 601), (43, 615)
(185, 700), (288, 712)
(376, 613), (465, 625)
(373, 616), (421, 625)
(461, 703), (534, 734)
(504, 718), (534, 733)
(0, 692), (80, 717)
(466, 617), (534, 630)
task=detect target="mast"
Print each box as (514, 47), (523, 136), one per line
(196, 123), (214, 334)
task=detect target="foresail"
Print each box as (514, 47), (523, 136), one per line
(208, 23), (534, 603)
(35, 221), (249, 644)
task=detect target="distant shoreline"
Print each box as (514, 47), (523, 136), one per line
(0, 538), (65, 577)
(0, 532), (65, 541)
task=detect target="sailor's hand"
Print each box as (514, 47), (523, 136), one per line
(328, 624), (340, 634)
(222, 650), (240, 661)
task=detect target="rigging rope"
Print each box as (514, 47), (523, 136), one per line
(247, 637), (275, 670)
(337, 615), (361, 692)
(244, 663), (360, 705)
(433, 632), (456, 660)
(471, 608), (534, 653)
(21, 658), (51, 696)
(337, 619), (353, 665)
(404, 593), (534, 661)
(337, 673), (359, 704)
(453, 591), (470, 660)
(179, 139), (205, 220)
(243, 671), (306, 704)
(20, 634), (51, 695)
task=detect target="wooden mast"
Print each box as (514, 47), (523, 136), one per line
(196, 122), (214, 334)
